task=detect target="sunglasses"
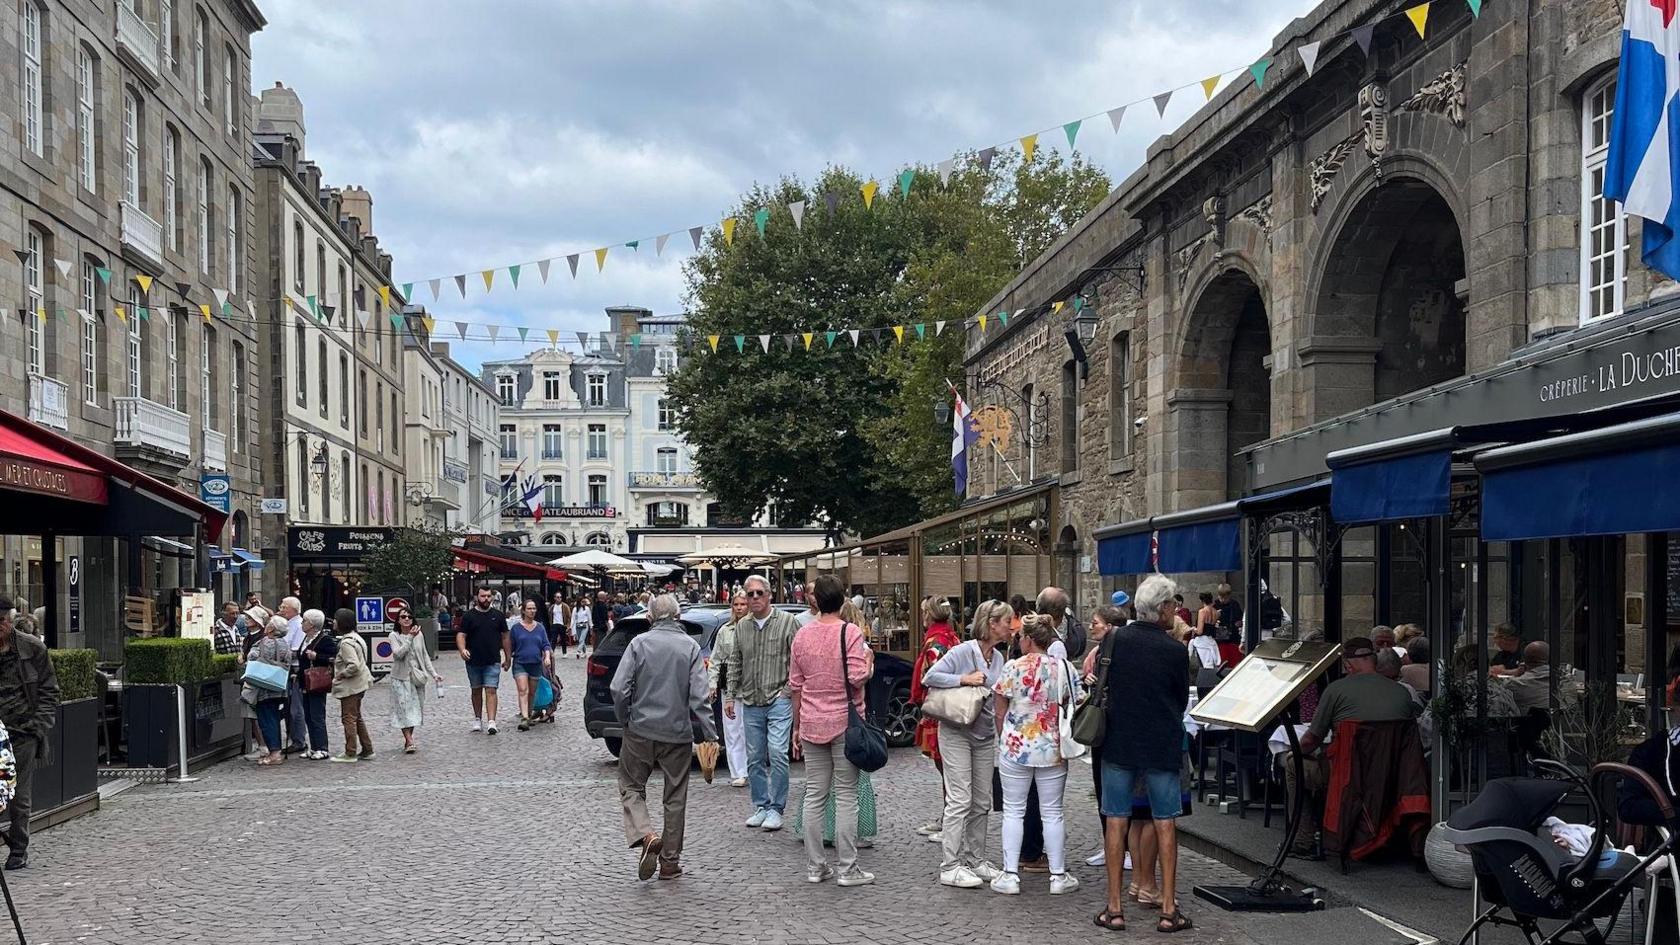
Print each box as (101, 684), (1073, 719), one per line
(746, 590), (767, 598)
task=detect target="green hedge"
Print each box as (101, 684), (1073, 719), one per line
(210, 653), (240, 679)
(49, 649), (98, 702)
(124, 638), (214, 685)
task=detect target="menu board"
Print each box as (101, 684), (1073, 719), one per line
(179, 591), (215, 640)
(1190, 639), (1342, 733)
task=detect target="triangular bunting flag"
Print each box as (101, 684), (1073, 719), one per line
(721, 218), (737, 245)
(914, 323), (925, 339)
(422, 316), (436, 335)
(688, 226), (703, 251)
(454, 274), (467, 298)
(594, 247), (609, 271)
(378, 285), (392, 310)
(860, 181), (878, 208)
(547, 329), (559, 347)
(94, 266), (111, 286)
(246, 300), (258, 322)
(977, 147), (996, 170)
(429, 278), (441, 301)
(788, 200), (806, 230)
(978, 315), (988, 332)
(1072, 296), (1085, 313)
(998, 310), (1010, 327)
(935, 320), (947, 336)
(567, 254), (580, 278)
(823, 191), (840, 217)
(1019, 134), (1038, 163)
(707, 335), (720, 353)
(355, 308), (369, 328)
(601, 331), (616, 352)
(212, 288), (229, 311)
(780, 333), (795, 349)
(757, 334), (771, 353)
(733, 335), (745, 353)
(893, 325), (905, 343)
(577, 332), (590, 350)
(625, 240), (639, 252)
(1154, 91), (1173, 116)
(631, 333), (643, 347)
(656, 233), (671, 256)
(1250, 58), (1273, 88)
(1404, 3), (1430, 38)
(1063, 120), (1082, 150)
(538, 259), (551, 284)
(1052, 301), (1065, 314)
(1201, 75), (1221, 100)
(402, 282), (413, 299)
(847, 329), (860, 347)
(389, 313), (404, 330)
(937, 159), (955, 185)
(136, 274), (153, 295)
(307, 294), (318, 317)
(801, 332), (813, 350)
(35, 307), (46, 323)
(1298, 41), (1322, 76)
(481, 269), (495, 292)
(517, 327), (528, 343)
(825, 330), (837, 348)
(1351, 24), (1375, 56)
(487, 325), (499, 342)
(1466, 0), (1481, 16)
(53, 258), (71, 279)
(114, 305), (126, 322)
(753, 207), (770, 239)
(199, 303), (212, 322)
(898, 169), (914, 197)
(1107, 106), (1127, 132)
(456, 321), (468, 340)
(508, 264), (521, 288)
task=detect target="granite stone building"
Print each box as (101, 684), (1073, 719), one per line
(0, 0), (267, 655)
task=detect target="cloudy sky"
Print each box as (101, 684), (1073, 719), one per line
(252, 0), (1302, 372)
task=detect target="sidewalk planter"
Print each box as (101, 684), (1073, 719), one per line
(34, 650), (100, 826)
(121, 639), (242, 770)
(1424, 821), (1474, 889)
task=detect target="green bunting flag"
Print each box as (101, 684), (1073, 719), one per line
(914, 323), (926, 340)
(402, 282), (413, 299)
(307, 295), (318, 317)
(138, 306), (150, 321)
(518, 326), (529, 343)
(1466, 0), (1481, 15)
(898, 169), (914, 198)
(94, 267), (112, 286)
(389, 313), (403, 329)
(625, 240), (639, 252)
(1063, 119), (1082, 150)
(753, 207), (770, 239)
(1250, 58), (1273, 88)
(508, 265), (521, 288)
(1072, 296), (1085, 313)
(630, 333), (642, 347)
(825, 330), (837, 348)
(733, 335), (745, 353)
(998, 310), (1010, 327)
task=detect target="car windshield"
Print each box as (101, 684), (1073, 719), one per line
(596, 618), (702, 657)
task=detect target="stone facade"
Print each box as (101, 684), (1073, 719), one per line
(0, 0), (267, 654)
(963, 0), (1637, 616)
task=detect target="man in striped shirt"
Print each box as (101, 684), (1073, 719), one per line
(723, 574), (800, 832)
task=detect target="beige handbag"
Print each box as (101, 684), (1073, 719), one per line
(920, 684), (989, 726)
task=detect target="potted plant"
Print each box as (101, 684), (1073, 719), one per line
(121, 638), (213, 770)
(33, 649), (99, 820)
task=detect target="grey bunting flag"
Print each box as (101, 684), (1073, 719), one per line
(1350, 24), (1375, 57)
(429, 278), (441, 302)
(246, 300), (259, 321)
(1153, 91), (1173, 117)
(567, 254), (580, 278)
(782, 333), (797, 349)
(848, 329), (860, 347)
(576, 331), (590, 351)
(600, 331), (615, 351)
(537, 259), (552, 284)
(823, 191), (840, 216)
(1107, 106), (1126, 132)
(788, 200), (806, 229)
(757, 334), (771, 353)
(53, 258), (72, 279)
(356, 308), (370, 328)
(688, 226), (704, 251)
(1297, 41), (1322, 76)
(977, 147), (996, 170)
(487, 325), (499, 342)
(936, 159), (955, 185)
(655, 233), (671, 256)
(455, 274), (468, 299)
(456, 321), (468, 340)
(935, 320), (947, 336)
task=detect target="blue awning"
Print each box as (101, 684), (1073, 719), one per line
(1330, 449), (1452, 524)
(232, 548), (266, 571)
(1096, 531), (1152, 576)
(1477, 412), (1680, 541)
(1155, 517), (1242, 573)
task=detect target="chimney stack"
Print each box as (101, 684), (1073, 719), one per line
(341, 185), (374, 237)
(257, 81), (306, 155)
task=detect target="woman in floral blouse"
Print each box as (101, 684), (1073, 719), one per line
(990, 614), (1083, 896)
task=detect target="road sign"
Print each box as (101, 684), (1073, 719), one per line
(368, 635), (395, 676)
(199, 474), (231, 513)
(386, 597), (409, 616)
(354, 597), (385, 625)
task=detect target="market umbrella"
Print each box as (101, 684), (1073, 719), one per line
(638, 562), (677, 577)
(546, 549), (644, 572)
(676, 543), (773, 569)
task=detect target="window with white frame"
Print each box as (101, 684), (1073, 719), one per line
(1582, 75), (1631, 322)
(294, 320), (306, 406)
(586, 373), (606, 406)
(80, 260), (97, 317)
(543, 370), (561, 400)
(655, 346), (676, 374)
(291, 218), (304, 292)
(542, 424), (562, 459)
(163, 128), (180, 250)
(1109, 332), (1131, 460)
(496, 374), (515, 406)
(587, 423), (607, 459)
(24, 231), (44, 377)
(499, 423), (517, 459)
(128, 286), (143, 397)
(338, 353), (348, 427)
(587, 474), (607, 507)
(123, 91), (141, 207)
(376, 381), (385, 449)
(166, 313), (180, 409)
(230, 341), (243, 442)
(656, 447), (678, 473)
(197, 159), (211, 275)
(657, 398), (675, 431)
(77, 49), (96, 191)
(201, 326), (214, 426)
(194, 8), (209, 108)
(358, 369), (367, 435)
(543, 475), (563, 508)
(160, 0), (175, 71)
(222, 44), (236, 136)
(22, 3), (42, 157)
(226, 185), (239, 294)
(81, 261), (98, 405)
(316, 337), (328, 418)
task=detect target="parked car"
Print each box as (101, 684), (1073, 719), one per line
(582, 613), (709, 758)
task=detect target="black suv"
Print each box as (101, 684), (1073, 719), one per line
(582, 613), (711, 757)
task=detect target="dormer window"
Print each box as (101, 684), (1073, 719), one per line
(587, 373), (606, 407)
(496, 373), (516, 406)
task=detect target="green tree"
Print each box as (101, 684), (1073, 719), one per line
(362, 524), (458, 617)
(667, 151), (1109, 540)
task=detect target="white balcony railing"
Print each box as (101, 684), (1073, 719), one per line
(115, 397), (190, 461)
(26, 375), (69, 431)
(114, 3), (162, 85)
(202, 427), (227, 472)
(120, 201), (164, 270)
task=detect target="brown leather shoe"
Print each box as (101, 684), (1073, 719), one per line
(1021, 856), (1050, 873)
(658, 861), (684, 880)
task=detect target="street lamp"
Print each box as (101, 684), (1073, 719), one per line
(406, 482), (433, 506)
(308, 442), (329, 483)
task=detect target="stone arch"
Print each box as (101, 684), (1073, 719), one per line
(1302, 158), (1468, 419)
(1168, 261), (1274, 505)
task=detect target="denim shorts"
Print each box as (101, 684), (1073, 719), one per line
(1100, 763), (1183, 820)
(512, 662), (542, 679)
(465, 663), (501, 689)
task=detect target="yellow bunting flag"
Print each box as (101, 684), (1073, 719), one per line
(802, 332), (814, 350)
(114, 305), (127, 322)
(135, 274), (153, 295)
(1201, 75), (1221, 100)
(546, 329), (559, 347)
(1020, 133), (1038, 163)
(860, 181), (878, 208)
(893, 325), (905, 344)
(481, 270), (495, 292)
(721, 218), (737, 245)
(200, 303), (212, 322)
(35, 307), (46, 322)
(422, 316), (436, 335)
(978, 314), (988, 333)
(594, 247), (609, 271)
(1405, 2), (1429, 37)
(1052, 301), (1065, 314)
(378, 285), (392, 310)
(707, 334), (720, 353)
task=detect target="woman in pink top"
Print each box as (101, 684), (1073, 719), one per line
(789, 574), (876, 887)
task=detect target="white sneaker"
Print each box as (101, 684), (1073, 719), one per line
(471, 720), (482, 733)
(1085, 849), (1107, 867)
(1050, 872), (1081, 895)
(486, 720), (498, 735)
(745, 809), (769, 828)
(730, 777), (748, 788)
(1123, 852), (1133, 870)
(939, 866), (983, 889)
(837, 867), (875, 887)
(806, 863), (835, 884)
(915, 820), (941, 837)
(969, 861), (1003, 882)
(926, 830), (943, 843)
(761, 810), (784, 831)
(989, 871), (1021, 895)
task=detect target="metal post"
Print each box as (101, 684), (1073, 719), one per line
(169, 684), (198, 784)
(1648, 532), (1669, 738)
(40, 532), (58, 648)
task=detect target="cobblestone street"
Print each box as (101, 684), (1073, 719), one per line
(0, 656), (1358, 945)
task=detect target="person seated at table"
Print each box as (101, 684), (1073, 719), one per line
(1504, 642), (1555, 713)
(1488, 623), (1523, 675)
(1399, 637), (1430, 696)
(1285, 637), (1418, 857)
(1371, 626), (1396, 655)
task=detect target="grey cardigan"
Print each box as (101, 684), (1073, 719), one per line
(387, 632), (437, 686)
(921, 639), (1006, 741)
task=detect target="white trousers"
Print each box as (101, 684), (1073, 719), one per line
(721, 698), (748, 780)
(998, 756), (1068, 874)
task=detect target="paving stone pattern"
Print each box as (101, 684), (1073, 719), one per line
(15, 657), (1263, 944)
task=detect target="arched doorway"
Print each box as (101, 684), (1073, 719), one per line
(1178, 269), (1272, 502)
(1312, 178), (1467, 410)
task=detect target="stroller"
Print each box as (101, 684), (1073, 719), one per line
(1442, 759), (1680, 945)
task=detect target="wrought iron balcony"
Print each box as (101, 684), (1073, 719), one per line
(114, 396), (190, 464)
(120, 201), (164, 271)
(26, 375), (69, 431)
(114, 3), (162, 86)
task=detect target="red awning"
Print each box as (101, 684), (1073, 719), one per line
(451, 545), (567, 582)
(0, 425), (108, 504)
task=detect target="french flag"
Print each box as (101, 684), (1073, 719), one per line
(1605, 0), (1680, 280)
(950, 384), (977, 496)
(520, 475), (545, 524)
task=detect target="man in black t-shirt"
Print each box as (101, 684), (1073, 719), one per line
(592, 592), (611, 637)
(456, 585), (510, 734)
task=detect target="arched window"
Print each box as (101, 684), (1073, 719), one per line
(585, 532), (612, 548)
(222, 44), (237, 136)
(194, 7), (210, 108)
(292, 217), (304, 292)
(226, 185), (240, 294)
(297, 439), (311, 516)
(1060, 361), (1079, 475)
(1581, 74), (1630, 322)
(340, 452), (352, 524)
(124, 90), (144, 207)
(164, 127), (181, 250)
(77, 47), (98, 192)
(22, 2), (43, 156)
(197, 157), (212, 275)
(23, 228), (45, 377)
(1108, 332), (1130, 461)
(80, 260), (100, 407)
(317, 336), (328, 418)
(166, 309), (181, 409)
(294, 319), (307, 407)
(230, 340), (244, 443)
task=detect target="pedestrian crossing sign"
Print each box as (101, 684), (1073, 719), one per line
(355, 596), (384, 625)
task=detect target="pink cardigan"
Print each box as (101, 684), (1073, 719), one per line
(788, 619), (873, 745)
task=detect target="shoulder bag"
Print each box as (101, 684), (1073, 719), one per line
(242, 647), (290, 693)
(1071, 630), (1116, 747)
(1056, 657), (1088, 760)
(299, 633), (333, 694)
(840, 623), (889, 772)
(920, 643), (990, 726)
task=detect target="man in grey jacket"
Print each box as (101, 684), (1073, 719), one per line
(611, 594), (716, 881)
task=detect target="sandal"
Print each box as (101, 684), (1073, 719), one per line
(1157, 912), (1193, 934)
(1135, 887), (1165, 908)
(1093, 909), (1126, 931)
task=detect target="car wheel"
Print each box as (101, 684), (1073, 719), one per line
(883, 685), (918, 748)
(604, 736), (622, 758)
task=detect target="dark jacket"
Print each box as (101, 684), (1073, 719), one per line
(295, 629), (339, 680)
(1101, 621), (1189, 771)
(1620, 733), (1680, 827)
(1323, 719), (1431, 861)
(1, 631), (59, 757)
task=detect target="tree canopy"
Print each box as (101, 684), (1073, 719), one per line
(666, 151), (1109, 541)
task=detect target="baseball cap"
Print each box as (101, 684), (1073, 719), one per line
(1343, 637), (1376, 659)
